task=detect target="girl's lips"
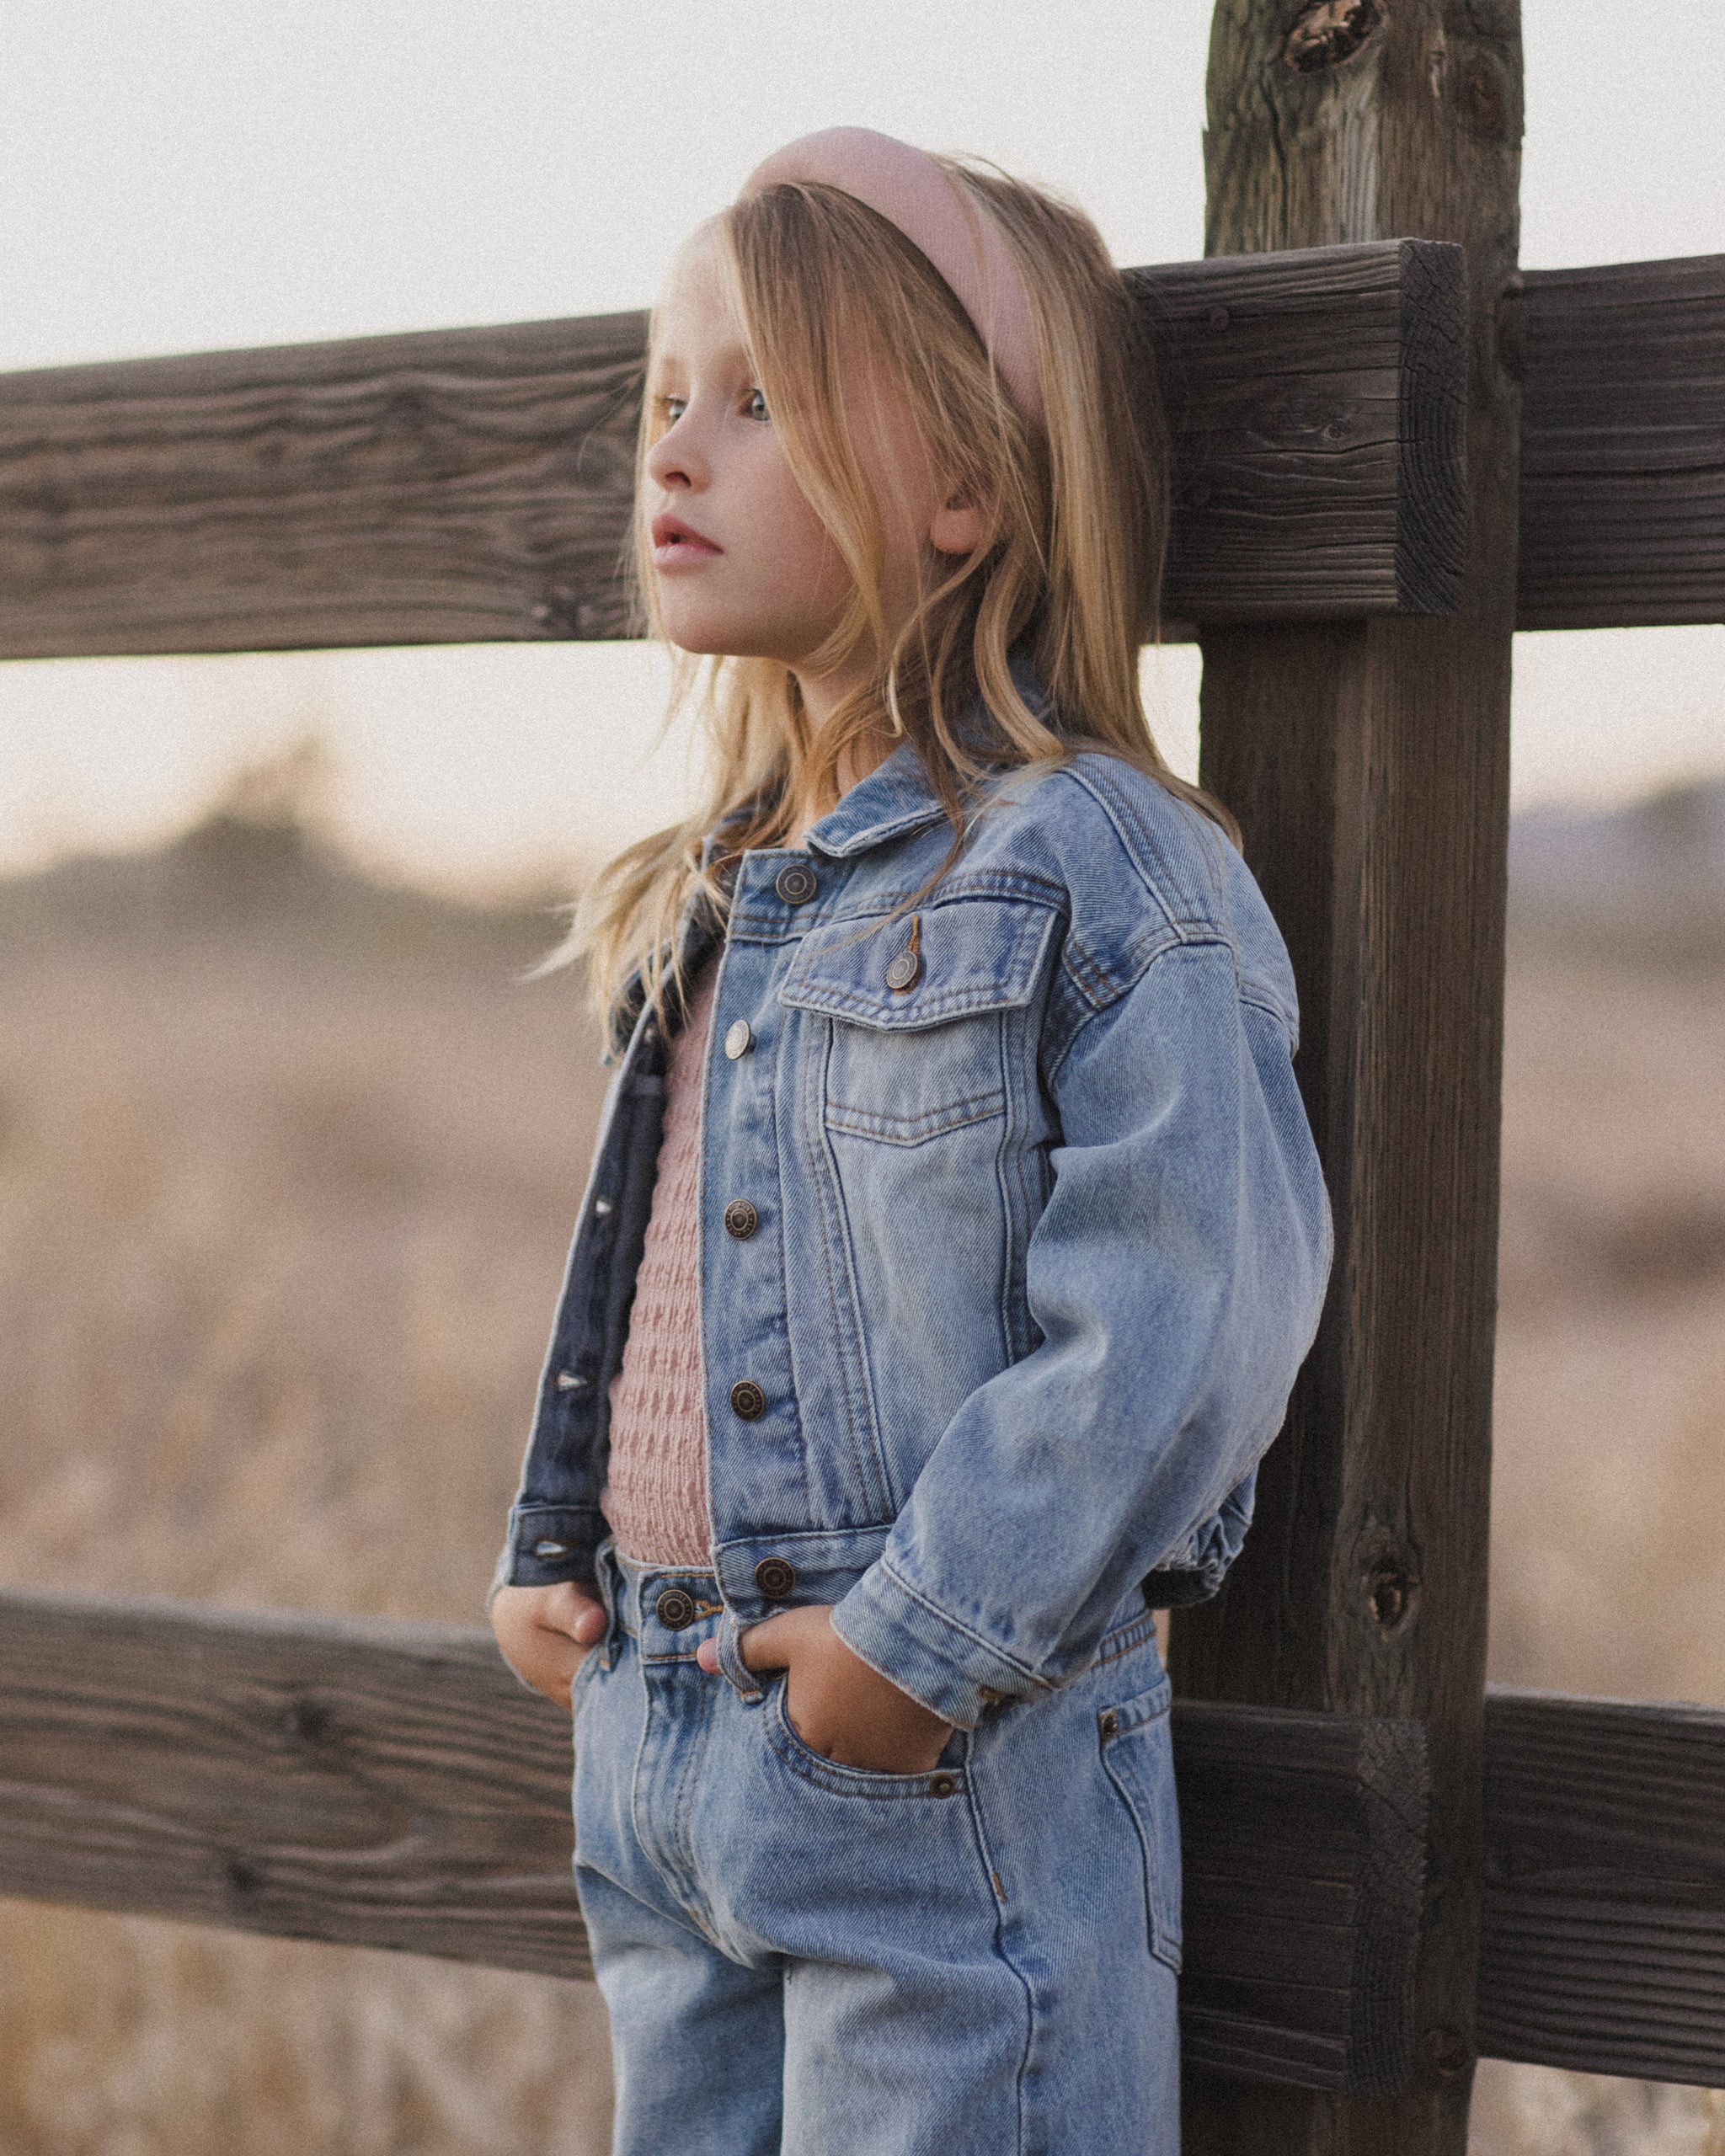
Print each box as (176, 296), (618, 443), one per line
(650, 513), (722, 562)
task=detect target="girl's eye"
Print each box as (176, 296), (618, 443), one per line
(745, 388), (770, 422)
(660, 394), (687, 424)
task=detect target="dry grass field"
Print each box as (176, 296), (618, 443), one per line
(2, 773), (1722, 2154)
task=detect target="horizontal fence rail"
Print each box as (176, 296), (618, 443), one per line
(0, 1588), (1426, 2098)
(13, 1592), (1725, 2095)
(1479, 1689), (1725, 2085)
(1517, 253), (1725, 629)
(0, 241), (1467, 658)
(5, 248), (1721, 666)
(0, 1591), (588, 1977)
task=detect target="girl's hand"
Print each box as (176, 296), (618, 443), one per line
(490, 1581), (606, 1712)
(696, 1604), (953, 1774)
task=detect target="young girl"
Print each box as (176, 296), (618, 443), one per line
(491, 127), (1330, 2156)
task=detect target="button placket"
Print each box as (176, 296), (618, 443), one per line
(702, 856), (829, 1539)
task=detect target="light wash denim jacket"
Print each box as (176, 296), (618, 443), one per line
(498, 739), (1332, 1729)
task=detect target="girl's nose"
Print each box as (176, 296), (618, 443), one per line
(646, 420), (706, 494)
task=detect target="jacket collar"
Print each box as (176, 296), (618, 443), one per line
(803, 653), (1054, 861)
(611, 742), (959, 1053)
(697, 656), (1054, 869)
(802, 740), (954, 861)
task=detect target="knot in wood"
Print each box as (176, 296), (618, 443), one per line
(382, 388), (426, 434)
(224, 1856), (264, 1903)
(529, 588), (581, 635)
(283, 1696), (330, 1744)
(1457, 50), (1511, 140)
(1282, 0), (1387, 72)
(1368, 1560), (1418, 1631)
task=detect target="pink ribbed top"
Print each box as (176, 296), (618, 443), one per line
(601, 965), (718, 1568)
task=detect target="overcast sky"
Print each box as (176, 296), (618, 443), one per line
(2, 0), (1721, 892)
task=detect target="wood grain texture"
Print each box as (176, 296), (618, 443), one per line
(0, 1588), (1429, 2094)
(1176, 1701), (1428, 2095)
(11, 1592), (1725, 2095)
(1171, 4), (1522, 2152)
(1517, 253), (1725, 628)
(0, 246), (1466, 660)
(0, 312), (648, 658)
(0, 1587), (589, 1978)
(1479, 1689), (1725, 2087)
(1144, 241), (1466, 620)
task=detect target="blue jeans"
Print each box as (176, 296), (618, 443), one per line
(574, 1544), (1182, 2156)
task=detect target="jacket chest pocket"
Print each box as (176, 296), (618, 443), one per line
(777, 897), (1059, 1146)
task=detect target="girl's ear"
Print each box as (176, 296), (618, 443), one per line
(929, 490), (989, 557)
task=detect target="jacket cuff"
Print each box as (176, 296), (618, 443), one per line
(1140, 1563), (1225, 1609)
(830, 1561), (1049, 1731)
(498, 1502), (605, 1595)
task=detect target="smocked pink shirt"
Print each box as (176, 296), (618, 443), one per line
(601, 966), (718, 1567)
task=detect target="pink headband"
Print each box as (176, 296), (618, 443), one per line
(740, 127), (1045, 431)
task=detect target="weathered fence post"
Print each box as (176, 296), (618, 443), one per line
(1169, 6), (1524, 2154)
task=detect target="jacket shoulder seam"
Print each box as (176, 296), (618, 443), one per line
(1044, 931), (1241, 1085)
(1048, 761), (1236, 1009)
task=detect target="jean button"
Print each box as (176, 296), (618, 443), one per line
(730, 1380), (767, 1421)
(774, 862), (818, 905)
(655, 1588), (697, 1630)
(929, 1771), (959, 1799)
(754, 1557), (797, 1600)
(724, 1018), (754, 1060)
(724, 1198), (759, 1240)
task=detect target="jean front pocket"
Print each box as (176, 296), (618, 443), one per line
(763, 1675), (967, 1803)
(1097, 1676), (1183, 1972)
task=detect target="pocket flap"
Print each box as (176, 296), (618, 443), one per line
(777, 898), (1059, 1032)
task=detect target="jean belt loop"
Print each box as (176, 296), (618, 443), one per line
(715, 1606), (765, 1703)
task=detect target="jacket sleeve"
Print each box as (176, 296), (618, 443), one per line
(830, 934), (1332, 1728)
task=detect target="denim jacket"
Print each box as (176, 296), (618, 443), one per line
(498, 739), (1332, 1729)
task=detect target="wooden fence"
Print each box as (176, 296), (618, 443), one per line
(8, 243), (1724, 655)
(3, 4), (1725, 2148)
(3, 1589), (1722, 2096)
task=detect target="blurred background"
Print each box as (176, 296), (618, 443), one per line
(2, 3), (1722, 2152)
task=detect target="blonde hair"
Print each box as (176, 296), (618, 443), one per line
(574, 157), (1236, 1027)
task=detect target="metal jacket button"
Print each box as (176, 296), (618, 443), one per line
(928, 1771), (959, 1798)
(724, 1018), (753, 1059)
(655, 1588), (697, 1630)
(774, 861), (818, 905)
(754, 1556), (797, 1599)
(724, 1198), (759, 1240)
(729, 1379), (767, 1421)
